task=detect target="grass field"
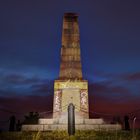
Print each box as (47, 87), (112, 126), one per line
(0, 130), (140, 140)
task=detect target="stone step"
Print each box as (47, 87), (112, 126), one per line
(38, 118), (105, 125)
(22, 124), (122, 131)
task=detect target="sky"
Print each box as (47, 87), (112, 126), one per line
(0, 0), (140, 129)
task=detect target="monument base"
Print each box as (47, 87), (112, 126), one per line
(22, 118), (122, 131)
(53, 80), (89, 119)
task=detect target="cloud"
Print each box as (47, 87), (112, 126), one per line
(89, 83), (131, 101)
(2, 73), (42, 85)
(0, 89), (18, 97)
(88, 80), (140, 119)
(89, 83), (140, 119)
(123, 72), (140, 81)
(31, 82), (54, 95)
(0, 72), (53, 96)
(0, 95), (53, 118)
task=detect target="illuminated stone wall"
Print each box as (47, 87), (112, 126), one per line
(53, 80), (89, 119)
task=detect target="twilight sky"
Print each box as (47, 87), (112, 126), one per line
(0, 0), (140, 128)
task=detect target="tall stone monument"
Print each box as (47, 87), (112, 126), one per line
(53, 13), (89, 119)
(22, 13), (122, 131)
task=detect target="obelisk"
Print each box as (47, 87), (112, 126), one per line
(59, 13), (82, 80)
(21, 13), (122, 132)
(53, 13), (89, 119)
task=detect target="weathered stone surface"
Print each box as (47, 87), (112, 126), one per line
(22, 118), (121, 131)
(99, 124), (122, 131)
(39, 119), (57, 124)
(84, 118), (104, 124)
(53, 80), (89, 119)
(22, 123), (122, 131)
(22, 125), (43, 131)
(59, 13), (82, 80)
(44, 125), (67, 130)
(39, 118), (104, 125)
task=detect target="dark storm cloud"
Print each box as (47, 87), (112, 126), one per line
(0, 71), (53, 96)
(88, 70), (140, 103)
(31, 81), (54, 95)
(89, 83), (140, 117)
(32, 84), (49, 93)
(0, 89), (17, 97)
(89, 83), (133, 103)
(123, 72), (140, 81)
(0, 95), (53, 113)
(2, 74), (42, 85)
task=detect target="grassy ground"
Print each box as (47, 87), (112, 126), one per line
(0, 130), (140, 140)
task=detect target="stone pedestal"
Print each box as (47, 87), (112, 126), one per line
(22, 118), (122, 131)
(53, 80), (89, 119)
